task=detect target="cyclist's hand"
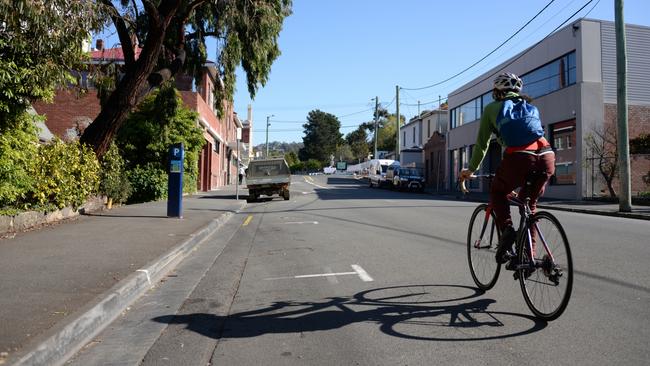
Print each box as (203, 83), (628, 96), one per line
(459, 169), (474, 193)
(459, 169), (474, 181)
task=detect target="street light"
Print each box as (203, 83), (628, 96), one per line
(265, 114), (274, 158)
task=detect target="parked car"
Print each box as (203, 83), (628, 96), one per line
(388, 167), (425, 191)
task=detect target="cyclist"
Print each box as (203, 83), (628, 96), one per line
(459, 72), (555, 266)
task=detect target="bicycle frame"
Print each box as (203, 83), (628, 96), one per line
(508, 194), (555, 270)
(463, 174), (557, 268)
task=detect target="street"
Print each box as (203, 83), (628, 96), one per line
(68, 174), (650, 366)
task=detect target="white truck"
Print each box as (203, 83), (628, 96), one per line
(368, 159), (397, 188)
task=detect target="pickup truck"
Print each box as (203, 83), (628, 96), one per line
(246, 158), (291, 202)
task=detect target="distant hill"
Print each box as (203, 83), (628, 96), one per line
(253, 141), (303, 156)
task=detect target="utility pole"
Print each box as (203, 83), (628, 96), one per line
(615, 0), (632, 212)
(372, 97), (379, 159)
(437, 95), (442, 132)
(265, 114), (274, 158)
(417, 100), (421, 116)
(396, 85), (400, 161)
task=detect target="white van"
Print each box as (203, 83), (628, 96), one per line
(368, 159), (398, 188)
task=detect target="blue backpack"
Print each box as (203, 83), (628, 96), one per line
(495, 97), (544, 147)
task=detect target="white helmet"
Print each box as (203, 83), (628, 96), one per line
(494, 72), (523, 92)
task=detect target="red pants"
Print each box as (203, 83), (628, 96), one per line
(490, 151), (556, 231)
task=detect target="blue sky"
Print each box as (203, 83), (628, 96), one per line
(215, 0), (650, 144)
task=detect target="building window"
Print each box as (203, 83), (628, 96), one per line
(521, 51), (576, 99)
(213, 138), (220, 153)
(412, 127), (416, 143)
(481, 91), (493, 111)
(550, 120), (576, 185)
(451, 96), (482, 130)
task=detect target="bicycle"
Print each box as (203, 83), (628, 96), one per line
(460, 174), (573, 321)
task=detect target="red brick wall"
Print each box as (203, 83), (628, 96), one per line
(603, 103), (650, 194)
(32, 89), (101, 139)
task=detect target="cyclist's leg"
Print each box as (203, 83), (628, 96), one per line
(491, 153), (531, 263)
(519, 152), (556, 254)
(490, 153), (530, 230)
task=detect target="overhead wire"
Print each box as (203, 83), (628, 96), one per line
(401, 0), (558, 91)
(448, 0), (595, 98)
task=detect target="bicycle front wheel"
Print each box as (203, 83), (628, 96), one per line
(518, 211), (573, 321)
(467, 204), (501, 291)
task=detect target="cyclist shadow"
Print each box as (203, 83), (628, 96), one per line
(153, 284), (547, 341)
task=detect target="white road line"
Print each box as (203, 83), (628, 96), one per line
(351, 264), (374, 282)
(264, 265), (373, 282)
(281, 221), (318, 225)
(302, 176), (329, 189)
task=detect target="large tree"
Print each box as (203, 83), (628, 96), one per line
(79, 0), (292, 158)
(0, 0), (103, 129)
(354, 107), (403, 154)
(345, 127), (370, 161)
(299, 110), (342, 163)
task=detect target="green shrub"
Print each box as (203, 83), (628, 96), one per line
(116, 84), (203, 198)
(100, 142), (131, 204)
(0, 113), (39, 208)
(31, 140), (100, 209)
(290, 161), (305, 173)
(305, 159), (322, 171)
(126, 164), (168, 203)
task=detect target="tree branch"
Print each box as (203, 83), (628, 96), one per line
(100, 0), (135, 65)
(142, 0), (160, 26)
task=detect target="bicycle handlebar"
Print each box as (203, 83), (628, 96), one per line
(459, 175), (475, 194)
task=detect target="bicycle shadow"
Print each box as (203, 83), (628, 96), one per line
(153, 284), (547, 342)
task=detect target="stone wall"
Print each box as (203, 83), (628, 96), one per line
(0, 197), (105, 236)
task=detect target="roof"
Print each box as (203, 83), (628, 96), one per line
(89, 47), (143, 63)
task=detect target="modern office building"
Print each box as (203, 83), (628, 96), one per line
(446, 18), (650, 199)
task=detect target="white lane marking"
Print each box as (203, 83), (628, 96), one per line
(351, 264), (374, 282)
(302, 176), (329, 189)
(324, 267), (339, 284)
(281, 221), (318, 225)
(264, 265), (373, 282)
(136, 269), (151, 285)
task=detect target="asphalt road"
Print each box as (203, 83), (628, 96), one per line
(68, 174), (650, 366)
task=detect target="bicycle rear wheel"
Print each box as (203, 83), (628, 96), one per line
(467, 204), (501, 290)
(518, 211), (573, 321)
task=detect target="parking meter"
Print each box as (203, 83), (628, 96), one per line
(167, 143), (184, 218)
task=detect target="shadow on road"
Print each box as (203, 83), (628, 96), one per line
(153, 284), (546, 342)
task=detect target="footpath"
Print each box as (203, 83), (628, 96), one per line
(1, 181), (648, 366)
(0, 187), (246, 366)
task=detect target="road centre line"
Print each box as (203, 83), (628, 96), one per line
(242, 215), (253, 226)
(264, 264), (373, 282)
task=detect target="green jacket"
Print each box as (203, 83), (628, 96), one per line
(467, 91), (520, 172)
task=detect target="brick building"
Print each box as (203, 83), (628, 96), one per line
(32, 44), (246, 191)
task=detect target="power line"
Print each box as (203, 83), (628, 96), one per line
(401, 0), (558, 91)
(448, 0), (594, 98)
